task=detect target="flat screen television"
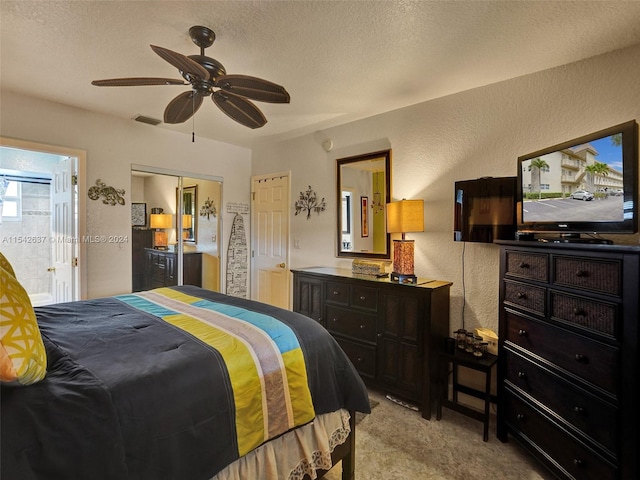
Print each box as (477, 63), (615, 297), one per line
(454, 176), (517, 243)
(516, 120), (638, 242)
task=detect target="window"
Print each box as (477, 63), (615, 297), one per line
(1, 180), (21, 220)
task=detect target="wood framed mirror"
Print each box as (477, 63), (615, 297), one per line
(336, 150), (391, 259)
(178, 185), (197, 243)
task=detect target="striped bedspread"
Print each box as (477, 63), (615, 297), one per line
(1, 286), (370, 480)
(117, 288), (315, 456)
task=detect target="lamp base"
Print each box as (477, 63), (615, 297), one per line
(390, 272), (417, 284)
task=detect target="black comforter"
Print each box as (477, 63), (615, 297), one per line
(1, 286), (370, 480)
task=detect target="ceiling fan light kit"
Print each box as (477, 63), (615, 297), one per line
(92, 25), (290, 131)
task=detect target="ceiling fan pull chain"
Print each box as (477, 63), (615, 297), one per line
(192, 92), (196, 143)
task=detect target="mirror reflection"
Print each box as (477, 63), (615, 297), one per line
(336, 150), (391, 259)
(179, 185), (197, 243)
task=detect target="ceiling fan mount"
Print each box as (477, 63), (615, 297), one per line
(186, 26), (226, 81)
(189, 25), (216, 50)
(92, 25), (289, 129)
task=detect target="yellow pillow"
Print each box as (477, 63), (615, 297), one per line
(0, 265), (47, 385)
(0, 251), (16, 277)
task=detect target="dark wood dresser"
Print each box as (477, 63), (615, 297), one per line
(143, 248), (203, 289)
(291, 267), (452, 419)
(496, 241), (639, 480)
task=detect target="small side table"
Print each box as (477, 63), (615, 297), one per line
(436, 349), (498, 441)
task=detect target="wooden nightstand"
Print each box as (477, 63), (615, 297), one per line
(436, 349), (498, 441)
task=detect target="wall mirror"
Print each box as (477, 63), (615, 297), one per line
(178, 185), (197, 243)
(336, 149), (391, 259)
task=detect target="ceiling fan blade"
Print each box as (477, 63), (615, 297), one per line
(164, 91), (204, 124)
(215, 75), (290, 103)
(212, 91), (267, 129)
(92, 77), (186, 87)
(150, 45), (210, 81)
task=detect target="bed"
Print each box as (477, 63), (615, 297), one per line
(0, 277), (370, 480)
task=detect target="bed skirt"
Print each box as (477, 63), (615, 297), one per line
(212, 409), (351, 480)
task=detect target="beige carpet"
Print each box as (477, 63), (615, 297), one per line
(324, 389), (556, 480)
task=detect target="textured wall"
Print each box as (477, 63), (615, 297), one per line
(252, 44), (640, 335)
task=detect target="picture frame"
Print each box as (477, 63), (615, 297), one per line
(361, 196), (369, 237)
(131, 202), (147, 227)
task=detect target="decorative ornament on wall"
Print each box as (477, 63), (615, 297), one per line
(88, 179), (126, 205)
(199, 197), (217, 219)
(294, 185), (326, 220)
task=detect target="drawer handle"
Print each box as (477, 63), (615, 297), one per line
(357, 357), (363, 363)
(519, 262), (530, 269)
(517, 371), (526, 378)
(575, 270), (589, 278)
(518, 329), (527, 337)
(359, 324), (365, 330)
(516, 413), (526, 421)
(573, 307), (586, 316)
(332, 291), (339, 296)
(332, 318), (338, 323)
(575, 354), (588, 363)
(574, 406), (584, 415)
(359, 295), (366, 301)
(573, 459), (584, 467)
(516, 292), (527, 299)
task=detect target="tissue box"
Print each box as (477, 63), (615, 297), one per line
(475, 328), (498, 356)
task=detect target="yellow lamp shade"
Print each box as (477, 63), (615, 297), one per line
(386, 199), (424, 233)
(150, 213), (173, 229)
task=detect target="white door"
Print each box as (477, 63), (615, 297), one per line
(251, 174), (290, 309)
(51, 157), (77, 303)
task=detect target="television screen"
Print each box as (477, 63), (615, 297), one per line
(454, 177), (516, 243)
(517, 121), (638, 239)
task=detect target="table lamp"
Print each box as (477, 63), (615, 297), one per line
(386, 199), (424, 283)
(150, 212), (173, 250)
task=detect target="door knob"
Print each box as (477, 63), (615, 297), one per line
(47, 267), (56, 272)
(277, 262), (286, 268)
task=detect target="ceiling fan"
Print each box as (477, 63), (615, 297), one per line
(92, 25), (290, 129)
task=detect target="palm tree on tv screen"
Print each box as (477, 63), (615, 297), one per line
(528, 158), (549, 200)
(586, 161), (610, 193)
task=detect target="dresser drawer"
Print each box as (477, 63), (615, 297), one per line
(504, 280), (546, 316)
(350, 285), (378, 311)
(326, 305), (377, 343)
(325, 281), (349, 306)
(505, 250), (549, 282)
(335, 337), (376, 378)
(505, 391), (617, 480)
(505, 312), (619, 394)
(553, 256), (621, 296)
(505, 348), (617, 452)
(551, 291), (618, 338)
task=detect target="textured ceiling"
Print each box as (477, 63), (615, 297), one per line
(2, 1), (640, 148)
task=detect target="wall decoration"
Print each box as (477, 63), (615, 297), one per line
(361, 196), (369, 237)
(131, 203), (146, 227)
(200, 196), (217, 219)
(294, 185), (326, 220)
(88, 179), (126, 205)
